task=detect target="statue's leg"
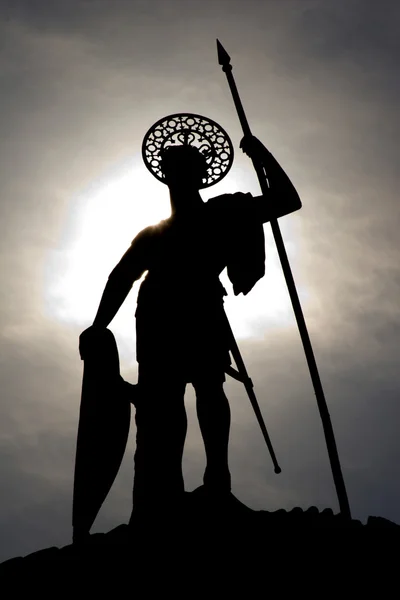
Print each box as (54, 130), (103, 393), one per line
(193, 376), (231, 493)
(131, 366), (187, 518)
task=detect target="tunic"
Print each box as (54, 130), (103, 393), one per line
(110, 192), (265, 382)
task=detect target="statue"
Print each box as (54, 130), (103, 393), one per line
(72, 111), (301, 543)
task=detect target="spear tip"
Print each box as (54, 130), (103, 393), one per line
(216, 39), (231, 66)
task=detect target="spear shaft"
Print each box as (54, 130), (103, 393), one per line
(217, 40), (351, 519)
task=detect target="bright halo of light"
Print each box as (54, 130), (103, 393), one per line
(44, 157), (168, 334)
(44, 157), (302, 355)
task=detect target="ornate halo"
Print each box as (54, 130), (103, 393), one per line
(141, 113), (234, 188)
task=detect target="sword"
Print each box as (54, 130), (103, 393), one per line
(223, 312), (281, 474)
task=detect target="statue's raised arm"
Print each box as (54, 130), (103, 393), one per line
(240, 134), (302, 223)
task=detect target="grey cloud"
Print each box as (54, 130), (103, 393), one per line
(1, 0), (400, 561)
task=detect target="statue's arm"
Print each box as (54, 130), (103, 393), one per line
(92, 230), (149, 328)
(240, 135), (302, 223)
(92, 274), (134, 329)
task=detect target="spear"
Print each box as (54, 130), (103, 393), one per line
(216, 39), (351, 519)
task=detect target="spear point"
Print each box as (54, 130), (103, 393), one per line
(216, 39), (231, 67)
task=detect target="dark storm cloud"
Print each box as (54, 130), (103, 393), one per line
(0, 0), (399, 561)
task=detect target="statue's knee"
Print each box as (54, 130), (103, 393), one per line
(194, 382), (225, 401)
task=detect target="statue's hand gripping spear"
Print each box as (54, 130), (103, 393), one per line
(217, 40), (351, 519)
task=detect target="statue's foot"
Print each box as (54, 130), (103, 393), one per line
(72, 528), (91, 545)
(188, 485), (253, 514)
(128, 492), (187, 529)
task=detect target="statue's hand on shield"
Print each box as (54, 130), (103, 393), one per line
(79, 325), (108, 361)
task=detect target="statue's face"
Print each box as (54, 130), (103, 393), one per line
(161, 147), (208, 190)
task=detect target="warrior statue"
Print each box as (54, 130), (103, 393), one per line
(73, 113), (301, 542)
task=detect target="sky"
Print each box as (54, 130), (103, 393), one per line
(0, 0), (399, 561)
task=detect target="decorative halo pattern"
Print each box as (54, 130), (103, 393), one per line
(142, 113), (234, 188)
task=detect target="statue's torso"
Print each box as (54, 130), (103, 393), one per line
(136, 199), (229, 315)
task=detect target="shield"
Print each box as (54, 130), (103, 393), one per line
(72, 328), (132, 535)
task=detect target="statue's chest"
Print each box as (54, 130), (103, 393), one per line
(149, 216), (226, 272)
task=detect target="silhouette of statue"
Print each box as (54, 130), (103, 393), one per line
(74, 113), (301, 541)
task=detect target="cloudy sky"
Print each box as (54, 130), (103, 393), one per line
(0, 0), (399, 561)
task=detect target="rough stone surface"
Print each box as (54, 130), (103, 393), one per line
(1, 505), (398, 582)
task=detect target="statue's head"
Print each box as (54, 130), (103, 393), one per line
(142, 113), (234, 190)
(160, 145), (209, 190)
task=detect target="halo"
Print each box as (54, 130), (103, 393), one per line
(141, 113), (234, 188)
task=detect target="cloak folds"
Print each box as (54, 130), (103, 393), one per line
(223, 192), (266, 296)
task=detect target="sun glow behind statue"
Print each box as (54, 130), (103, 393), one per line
(45, 157), (300, 357)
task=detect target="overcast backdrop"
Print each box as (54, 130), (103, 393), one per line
(0, 0), (399, 561)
